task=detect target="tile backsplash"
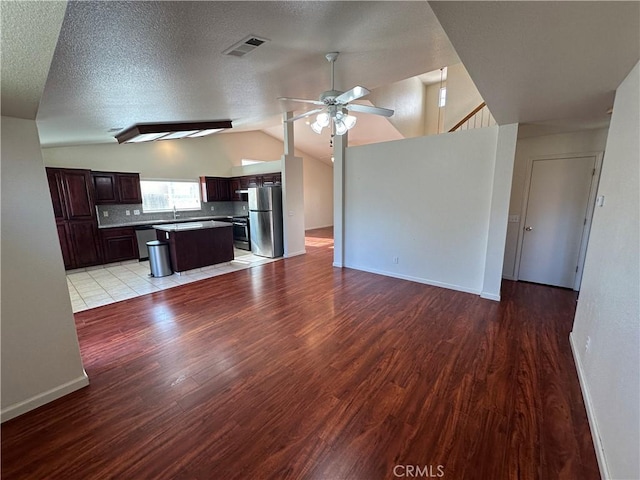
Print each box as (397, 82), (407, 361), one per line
(97, 201), (248, 227)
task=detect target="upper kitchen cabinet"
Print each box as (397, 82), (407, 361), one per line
(200, 176), (231, 202)
(229, 174), (282, 201)
(47, 168), (95, 220)
(243, 173), (282, 189)
(230, 177), (249, 201)
(47, 167), (103, 269)
(261, 173), (282, 186)
(118, 173), (143, 203)
(92, 171), (142, 205)
(46, 169), (66, 219)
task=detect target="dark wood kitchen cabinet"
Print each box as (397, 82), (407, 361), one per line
(242, 173), (282, 189)
(227, 174), (283, 200)
(47, 169), (66, 219)
(200, 176), (232, 202)
(46, 168), (95, 220)
(230, 177), (243, 201)
(92, 171), (142, 205)
(55, 221), (75, 269)
(68, 220), (102, 267)
(46, 167), (102, 269)
(261, 173), (282, 186)
(100, 227), (139, 263)
(157, 224), (233, 272)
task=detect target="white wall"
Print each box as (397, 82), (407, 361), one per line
(570, 62), (639, 480)
(303, 156), (333, 230)
(41, 130), (287, 179)
(369, 76), (426, 138)
(1, 116), (89, 422)
(444, 63), (485, 132)
(282, 155), (306, 257)
(481, 124), (518, 300)
(424, 82), (445, 136)
(344, 126), (515, 295)
(503, 128), (609, 279)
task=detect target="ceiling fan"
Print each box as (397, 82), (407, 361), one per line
(279, 52), (394, 136)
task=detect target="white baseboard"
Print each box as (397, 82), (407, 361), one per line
(284, 249), (306, 258)
(502, 274), (517, 281)
(569, 332), (609, 479)
(343, 263), (481, 296)
(332, 262), (343, 268)
(1, 371), (89, 423)
(480, 291), (501, 301)
(305, 224), (333, 231)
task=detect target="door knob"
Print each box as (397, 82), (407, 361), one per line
(525, 226), (534, 231)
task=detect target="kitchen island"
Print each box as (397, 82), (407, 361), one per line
(154, 221), (233, 273)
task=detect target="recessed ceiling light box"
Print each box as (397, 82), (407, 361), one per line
(115, 121), (233, 144)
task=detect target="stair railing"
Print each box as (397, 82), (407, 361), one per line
(448, 102), (495, 132)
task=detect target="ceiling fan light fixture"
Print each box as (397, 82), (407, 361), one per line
(343, 114), (357, 130)
(334, 118), (348, 136)
(310, 121), (324, 134)
(316, 112), (330, 128)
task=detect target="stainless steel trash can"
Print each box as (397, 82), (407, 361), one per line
(147, 240), (172, 277)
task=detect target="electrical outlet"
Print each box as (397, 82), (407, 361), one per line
(210, 206), (215, 211)
(133, 209), (140, 215)
(243, 205), (246, 211)
(393, 256), (399, 264)
(125, 210), (130, 216)
(585, 336), (591, 352)
(103, 211), (109, 217)
(508, 214), (519, 223)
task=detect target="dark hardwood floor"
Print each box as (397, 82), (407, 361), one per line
(1, 227), (599, 479)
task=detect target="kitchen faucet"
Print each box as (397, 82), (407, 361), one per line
(173, 205), (180, 220)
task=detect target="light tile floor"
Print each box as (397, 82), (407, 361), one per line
(66, 249), (277, 313)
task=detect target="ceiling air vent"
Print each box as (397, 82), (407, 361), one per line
(223, 35), (269, 57)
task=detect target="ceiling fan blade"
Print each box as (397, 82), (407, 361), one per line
(286, 108), (326, 123)
(335, 86), (370, 104)
(278, 97), (324, 106)
(346, 103), (394, 117)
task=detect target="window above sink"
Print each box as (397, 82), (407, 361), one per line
(140, 179), (201, 212)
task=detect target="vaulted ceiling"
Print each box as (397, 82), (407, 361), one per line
(31, 1), (459, 156)
(2, 1), (639, 161)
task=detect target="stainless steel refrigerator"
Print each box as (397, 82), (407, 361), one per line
(248, 186), (284, 258)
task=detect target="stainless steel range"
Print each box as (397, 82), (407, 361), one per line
(232, 216), (250, 250)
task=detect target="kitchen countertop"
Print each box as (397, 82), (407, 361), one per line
(153, 220), (234, 232)
(98, 215), (236, 229)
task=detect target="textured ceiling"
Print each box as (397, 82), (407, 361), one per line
(6, 1), (638, 155)
(430, 1), (640, 129)
(0, 1), (67, 120)
(35, 1), (459, 150)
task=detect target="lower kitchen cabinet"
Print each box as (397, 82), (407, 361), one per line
(56, 221), (75, 269)
(67, 220), (103, 268)
(56, 219), (102, 270)
(100, 227), (139, 263)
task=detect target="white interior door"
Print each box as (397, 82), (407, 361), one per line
(519, 156), (596, 288)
